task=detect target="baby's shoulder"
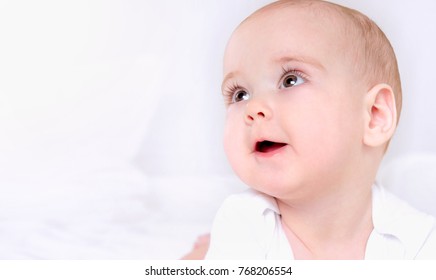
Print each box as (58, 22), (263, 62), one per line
(206, 189), (279, 259)
(415, 221), (436, 259)
(218, 189), (279, 218)
(374, 184), (436, 259)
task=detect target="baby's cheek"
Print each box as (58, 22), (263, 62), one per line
(223, 117), (246, 173)
(223, 120), (237, 159)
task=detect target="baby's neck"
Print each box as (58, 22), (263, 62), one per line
(277, 185), (373, 260)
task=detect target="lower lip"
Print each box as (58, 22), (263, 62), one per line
(254, 145), (288, 158)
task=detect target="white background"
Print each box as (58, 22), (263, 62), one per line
(0, 0), (435, 259)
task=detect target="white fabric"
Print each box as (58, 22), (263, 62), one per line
(378, 153), (436, 217)
(206, 183), (436, 259)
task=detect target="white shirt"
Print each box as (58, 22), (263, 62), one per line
(205, 183), (436, 259)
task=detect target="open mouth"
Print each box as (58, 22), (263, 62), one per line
(255, 140), (287, 153)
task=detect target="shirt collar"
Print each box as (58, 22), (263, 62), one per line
(253, 183), (435, 259)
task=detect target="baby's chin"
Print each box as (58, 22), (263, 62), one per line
(242, 175), (305, 200)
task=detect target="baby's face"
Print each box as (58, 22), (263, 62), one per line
(222, 6), (368, 199)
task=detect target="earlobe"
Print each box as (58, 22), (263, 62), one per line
(363, 83), (397, 148)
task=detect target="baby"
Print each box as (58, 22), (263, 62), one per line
(185, 0), (436, 259)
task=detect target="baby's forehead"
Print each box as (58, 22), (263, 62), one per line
(238, 3), (353, 45)
(230, 2), (359, 63)
(229, 2), (354, 57)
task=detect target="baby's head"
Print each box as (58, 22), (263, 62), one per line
(222, 0), (401, 199)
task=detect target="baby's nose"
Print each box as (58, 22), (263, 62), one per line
(244, 98), (272, 124)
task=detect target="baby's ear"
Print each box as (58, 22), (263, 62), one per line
(363, 83), (397, 148)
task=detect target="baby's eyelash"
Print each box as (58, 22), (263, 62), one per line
(281, 66), (309, 81)
(224, 82), (241, 95)
(223, 82), (243, 104)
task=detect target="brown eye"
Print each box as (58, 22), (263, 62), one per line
(283, 74), (298, 87)
(282, 73), (304, 88)
(232, 90), (250, 103)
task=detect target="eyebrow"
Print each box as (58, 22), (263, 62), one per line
(274, 55), (325, 71)
(221, 55), (324, 92)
